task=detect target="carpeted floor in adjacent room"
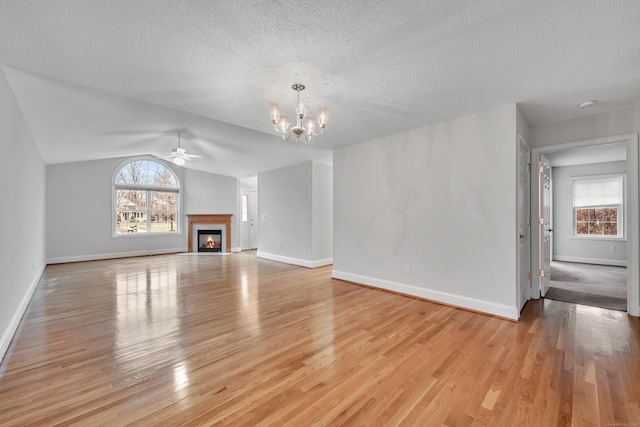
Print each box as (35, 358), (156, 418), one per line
(546, 261), (627, 311)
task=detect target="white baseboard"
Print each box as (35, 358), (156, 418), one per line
(231, 247), (242, 253)
(46, 247), (186, 264)
(1, 264), (45, 363)
(553, 255), (627, 267)
(331, 270), (518, 320)
(257, 251), (333, 269)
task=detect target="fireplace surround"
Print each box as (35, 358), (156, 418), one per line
(187, 214), (232, 253)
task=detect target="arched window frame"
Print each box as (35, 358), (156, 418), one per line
(112, 157), (181, 237)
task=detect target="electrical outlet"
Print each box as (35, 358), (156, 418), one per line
(404, 265), (411, 274)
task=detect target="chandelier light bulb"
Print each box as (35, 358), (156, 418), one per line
(268, 83), (328, 142)
(277, 114), (289, 133)
(268, 102), (281, 123)
(305, 115), (316, 133)
(317, 106), (328, 127)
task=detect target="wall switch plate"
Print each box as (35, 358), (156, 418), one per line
(404, 265), (411, 274)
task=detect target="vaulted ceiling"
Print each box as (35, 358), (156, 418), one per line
(2, 1), (639, 177)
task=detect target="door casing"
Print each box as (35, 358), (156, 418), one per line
(530, 133), (639, 316)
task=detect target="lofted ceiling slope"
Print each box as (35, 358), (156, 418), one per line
(1, 1), (639, 176)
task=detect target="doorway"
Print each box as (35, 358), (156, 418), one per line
(530, 134), (639, 316)
(240, 176), (258, 252)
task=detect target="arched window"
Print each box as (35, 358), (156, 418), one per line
(113, 159), (180, 235)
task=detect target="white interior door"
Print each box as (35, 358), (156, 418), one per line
(518, 137), (531, 311)
(249, 191), (258, 249)
(540, 154), (552, 297)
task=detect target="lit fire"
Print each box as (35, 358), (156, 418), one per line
(202, 236), (220, 249)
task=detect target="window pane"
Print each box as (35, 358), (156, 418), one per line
(149, 191), (177, 232)
(116, 190), (147, 234)
(576, 208), (589, 221)
(116, 160), (148, 185)
(604, 208), (618, 222)
(590, 222), (603, 235)
(592, 208), (603, 221)
(604, 223), (618, 235)
(153, 164), (177, 187)
(150, 212), (177, 232)
(576, 222), (589, 234)
(242, 194), (248, 222)
(115, 160), (178, 188)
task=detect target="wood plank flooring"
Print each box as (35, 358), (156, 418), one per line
(1, 252), (639, 426)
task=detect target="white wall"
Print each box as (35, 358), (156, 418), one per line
(258, 160), (333, 267)
(46, 157), (238, 262)
(333, 104), (519, 319)
(312, 159), (333, 262)
(531, 103), (640, 148)
(258, 161), (313, 263)
(552, 161), (627, 266)
(516, 105), (531, 145)
(182, 167), (239, 251)
(0, 67), (46, 361)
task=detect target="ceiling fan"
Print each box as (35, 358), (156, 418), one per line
(164, 133), (203, 166)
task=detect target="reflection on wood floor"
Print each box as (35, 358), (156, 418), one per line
(1, 253), (639, 426)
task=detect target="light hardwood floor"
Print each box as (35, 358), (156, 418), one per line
(1, 253), (639, 426)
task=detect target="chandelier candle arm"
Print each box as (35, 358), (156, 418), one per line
(268, 83), (328, 142)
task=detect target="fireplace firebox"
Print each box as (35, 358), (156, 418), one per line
(198, 230), (222, 252)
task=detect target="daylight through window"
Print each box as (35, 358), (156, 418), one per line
(572, 175), (623, 238)
(114, 159), (179, 235)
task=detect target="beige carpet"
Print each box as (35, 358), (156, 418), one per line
(546, 261), (627, 311)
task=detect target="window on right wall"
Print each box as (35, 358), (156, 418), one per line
(572, 174), (625, 239)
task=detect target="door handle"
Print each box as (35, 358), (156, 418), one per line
(519, 234), (528, 239)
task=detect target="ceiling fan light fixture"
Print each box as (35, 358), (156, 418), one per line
(269, 83), (328, 143)
(173, 156), (186, 166)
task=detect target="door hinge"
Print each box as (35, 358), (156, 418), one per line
(527, 163), (531, 172)
(539, 269), (545, 277)
(539, 164), (544, 173)
(527, 217), (530, 225)
(539, 217), (544, 225)
(527, 271), (531, 280)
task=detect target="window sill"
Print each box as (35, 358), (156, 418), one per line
(113, 231), (182, 238)
(570, 235), (626, 242)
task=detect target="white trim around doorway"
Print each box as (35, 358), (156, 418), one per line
(530, 133), (639, 316)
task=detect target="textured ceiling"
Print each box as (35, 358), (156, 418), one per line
(1, 0), (639, 177)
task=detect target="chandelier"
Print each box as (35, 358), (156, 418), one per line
(268, 83), (328, 142)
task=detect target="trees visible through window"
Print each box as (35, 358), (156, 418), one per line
(114, 159), (179, 235)
(572, 175), (623, 238)
(575, 207), (618, 236)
